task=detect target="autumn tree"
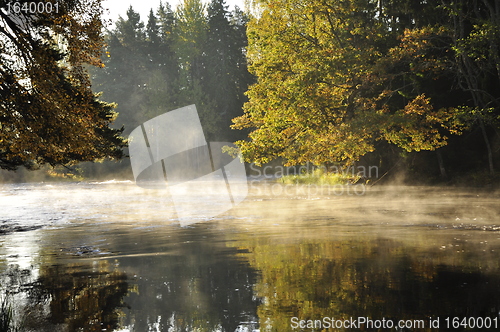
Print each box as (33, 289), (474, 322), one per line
(234, 0), (378, 165)
(231, 0), (482, 170)
(0, 0), (125, 171)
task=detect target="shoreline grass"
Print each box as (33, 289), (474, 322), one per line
(278, 169), (361, 185)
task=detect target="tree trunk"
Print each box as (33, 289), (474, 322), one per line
(436, 150), (447, 179)
(479, 117), (495, 174)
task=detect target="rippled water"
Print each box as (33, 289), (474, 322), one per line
(1, 182), (500, 331)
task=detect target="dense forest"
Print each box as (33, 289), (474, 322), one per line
(233, 0), (500, 184)
(79, 0), (254, 179)
(2, 0), (500, 184)
(93, 0), (252, 140)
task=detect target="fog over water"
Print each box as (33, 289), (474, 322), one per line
(1, 181), (500, 331)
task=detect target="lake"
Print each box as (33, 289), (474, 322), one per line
(1, 181), (500, 331)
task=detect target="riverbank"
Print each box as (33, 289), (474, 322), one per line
(277, 169), (363, 186)
(276, 168), (500, 188)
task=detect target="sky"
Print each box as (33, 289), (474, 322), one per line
(102, 0), (246, 24)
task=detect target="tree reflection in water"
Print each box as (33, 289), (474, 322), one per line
(0, 224), (261, 332)
(0, 261), (129, 331)
(235, 237), (500, 332)
(37, 262), (129, 331)
(3, 223), (500, 331)
(116, 227), (260, 332)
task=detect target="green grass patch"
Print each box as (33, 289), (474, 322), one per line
(278, 168), (360, 185)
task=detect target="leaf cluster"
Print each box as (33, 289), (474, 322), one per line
(0, 0), (125, 170)
(232, 0), (500, 169)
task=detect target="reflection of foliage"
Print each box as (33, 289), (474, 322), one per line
(235, 238), (500, 332)
(0, 296), (21, 332)
(0, 262), (129, 331)
(0, 266), (43, 330)
(119, 227), (260, 332)
(33, 261), (129, 331)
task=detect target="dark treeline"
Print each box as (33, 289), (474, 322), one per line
(80, 0), (254, 179)
(94, 0), (252, 140)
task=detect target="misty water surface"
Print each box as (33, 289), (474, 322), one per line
(1, 182), (500, 331)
